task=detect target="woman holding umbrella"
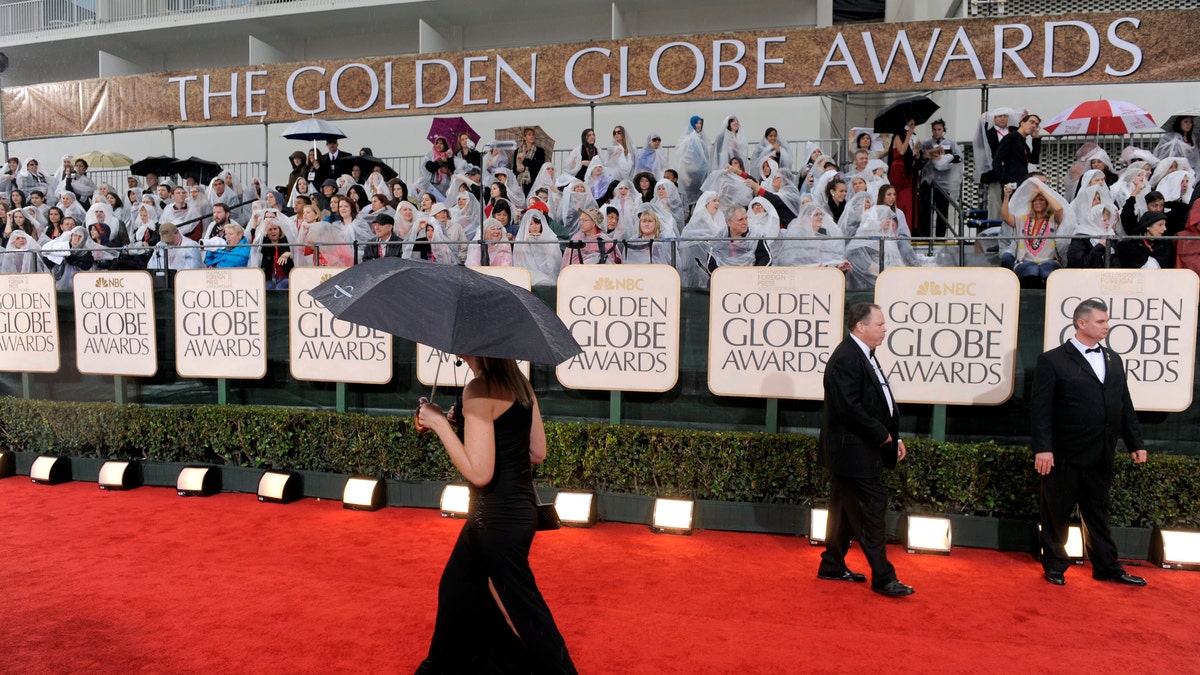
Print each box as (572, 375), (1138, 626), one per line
(1155, 115), (1198, 168)
(512, 127), (546, 191)
(415, 349), (576, 674)
(886, 118), (922, 236)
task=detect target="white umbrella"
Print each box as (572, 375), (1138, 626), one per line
(1160, 107), (1200, 133)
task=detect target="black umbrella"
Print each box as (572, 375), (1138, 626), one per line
(350, 153), (398, 180)
(130, 155), (179, 177)
(169, 156), (223, 184)
(873, 95), (940, 135)
(309, 258), (582, 365)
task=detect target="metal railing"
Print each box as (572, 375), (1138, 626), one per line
(0, 0), (296, 37)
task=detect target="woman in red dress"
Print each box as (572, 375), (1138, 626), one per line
(887, 119), (921, 236)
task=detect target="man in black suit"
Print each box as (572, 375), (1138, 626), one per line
(1031, 298), (1148, 587)
(320, 139), (347, 184)
(993, 113), (1043, 190)
(817, 302), (913, 598)
(361, 213), (404, 261)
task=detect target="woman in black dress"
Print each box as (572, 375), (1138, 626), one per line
(416, 357), (576, 674)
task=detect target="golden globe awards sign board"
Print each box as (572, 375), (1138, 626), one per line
(1043, 269), (1199, 412)
(416, 266), (532, 387)
(0, 273), (59, 373)
(5, 10), (1199, 138)
(874, 268), (1020, 405)
(707, 267), (844, 399)
(556, 265), (680, 392)
(73, 271), (157, 377)
(174, 268), (267, 379)
(288, 267), (393, 384)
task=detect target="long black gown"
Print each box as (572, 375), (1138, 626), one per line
(416, 401), (576, 674)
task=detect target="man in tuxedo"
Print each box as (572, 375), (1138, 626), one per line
(817, 302), (913, 598)
(320, 139), (347, 184)
(361, 213), (404, 261)
(1032, 298), (1148, 586)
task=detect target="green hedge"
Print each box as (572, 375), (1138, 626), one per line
(2, 398), (1198, 528)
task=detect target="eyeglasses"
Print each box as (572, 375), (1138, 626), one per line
(613, 130), (623, 135)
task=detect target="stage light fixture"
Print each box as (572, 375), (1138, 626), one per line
(176, 466), (220, 497)
(0, 451), (14, 478)
(1038, 523), (1086, 564)
(1153, 528), (1200, 570)
(258, 470), (302, 504)
(650, 498), (694, 535)
(440, 484), (471, 518)
(553, 491), (597, 527)
(30, 455), (70, 485)
(906, 514), (952, 555)
(808, 507), (830, 545)
(98, 460), (142, 491)
(342, 476), (384, 511)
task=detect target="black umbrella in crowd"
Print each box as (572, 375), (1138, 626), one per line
(169, 156), (223, 184)
(130, 155), (179, 177)
(350, 154), (400, 181)
(309, 257), (582, 366)
(873, 95), (940, 135)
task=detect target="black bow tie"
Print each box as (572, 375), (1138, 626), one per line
(1085, 346), (1101, 354)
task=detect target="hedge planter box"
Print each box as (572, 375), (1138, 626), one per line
(599, 492), (655, 525)
(1113, 526), (1153, 561)
(947, 514), (1038, 553)
(387, 480), (445, 509)
(696, 500), (808, 535)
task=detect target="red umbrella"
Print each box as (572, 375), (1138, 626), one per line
(1042, 99), (1157, 136)
(427, 117), (479, 154)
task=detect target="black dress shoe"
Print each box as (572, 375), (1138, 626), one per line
(1097, 573), (1146, 586)
(1044, 571), (1065, 586)
(872, 580), (914, 597)
(818, 569), (867, 583)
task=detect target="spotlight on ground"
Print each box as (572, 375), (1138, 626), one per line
(176, 466), (220, 497)
(258, 470), (302, 504)
(1153, 528), (1200, 570)
(98, 460), (142, 491)
(554, 491), (598, 527)
(1039, 523), (1086, 564)
(906, 514), (952, 555)
(440, 484), (471, 518)
(808, 507), (829, 545)
(342, 476), (384, 511)
(650, 498), (694, 535)
(30, 455), (71, 485)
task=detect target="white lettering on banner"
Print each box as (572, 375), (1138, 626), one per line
(329, 63), (379, 112)
(618, 47), (646, 97)
(933, 27), (985, 82)
(756, 37), (786, 90)
(1105, 17), (1143, 76)
(415, 266), (531, 387)
(875, 268), (1020, 405)
(289, 268), (392, 384)
(383, 62), (410, 110)
(202, 72), (238, 121)
(286, 66), (327, 114)
(712, 40), (747, 92)
(556, 265), (680, 393)
(415, 59), (457, 108)
(174, 269), (267, 379)
(245, 70), (268, 118)
(0, 273), (60, 373)
(74, 272), (157, 377)
(564, 47), (611, 100)
(707, 268), (844, 400)
(993, 24), (1036, 79)
(1043, 21), (1100, 78)
(862, 29), (941, 83)
(1043, 270), (1199, 412)
(496, 54), (537, 103)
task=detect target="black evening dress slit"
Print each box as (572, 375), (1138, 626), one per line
(416, 401), (576, 674)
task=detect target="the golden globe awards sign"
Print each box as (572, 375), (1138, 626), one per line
(174, 268), (267, 379)
(556, 264), (680, 392)
(417, 266), (532, 387)
(289, 267), (393, 384)
(0, 273), (59, 373)
(707, 267), (844, 399)
(1044, 269), (1199, 412)
(874, 268), (1020, 405)
(73, 271), (157, 377)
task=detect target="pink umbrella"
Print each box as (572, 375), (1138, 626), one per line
(1042, 99), (1157, 136)
(427, 117), (479, 154)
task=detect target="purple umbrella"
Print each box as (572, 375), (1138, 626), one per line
(427, 117), (479, 154)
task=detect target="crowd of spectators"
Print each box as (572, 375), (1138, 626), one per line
(0, 110), (1197, 291)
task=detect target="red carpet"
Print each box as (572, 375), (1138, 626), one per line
(3, 479), (1198, 674)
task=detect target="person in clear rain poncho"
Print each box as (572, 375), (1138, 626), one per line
(675, 116), (711, 207)
(41, 225), (96, 290)
(634, 133), (667, 179)
(402, 216), (457, 264)
(251, 209), (298, 288)
(711, 115), (749, 171)
(844, 204), (921, 291)
(513, 209), (561, 286)
(465, 217), (514, 267)
(677, 190), (725, 288)
(1067, 202), (1120, 269)
(774, 203), (851, 270)
(999, 178), (1070, 287)
(2, 229), (42, 274)
(755, 127), (792, 173)
(558, 178), (598, 237)
(622, 204), (675, 266)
